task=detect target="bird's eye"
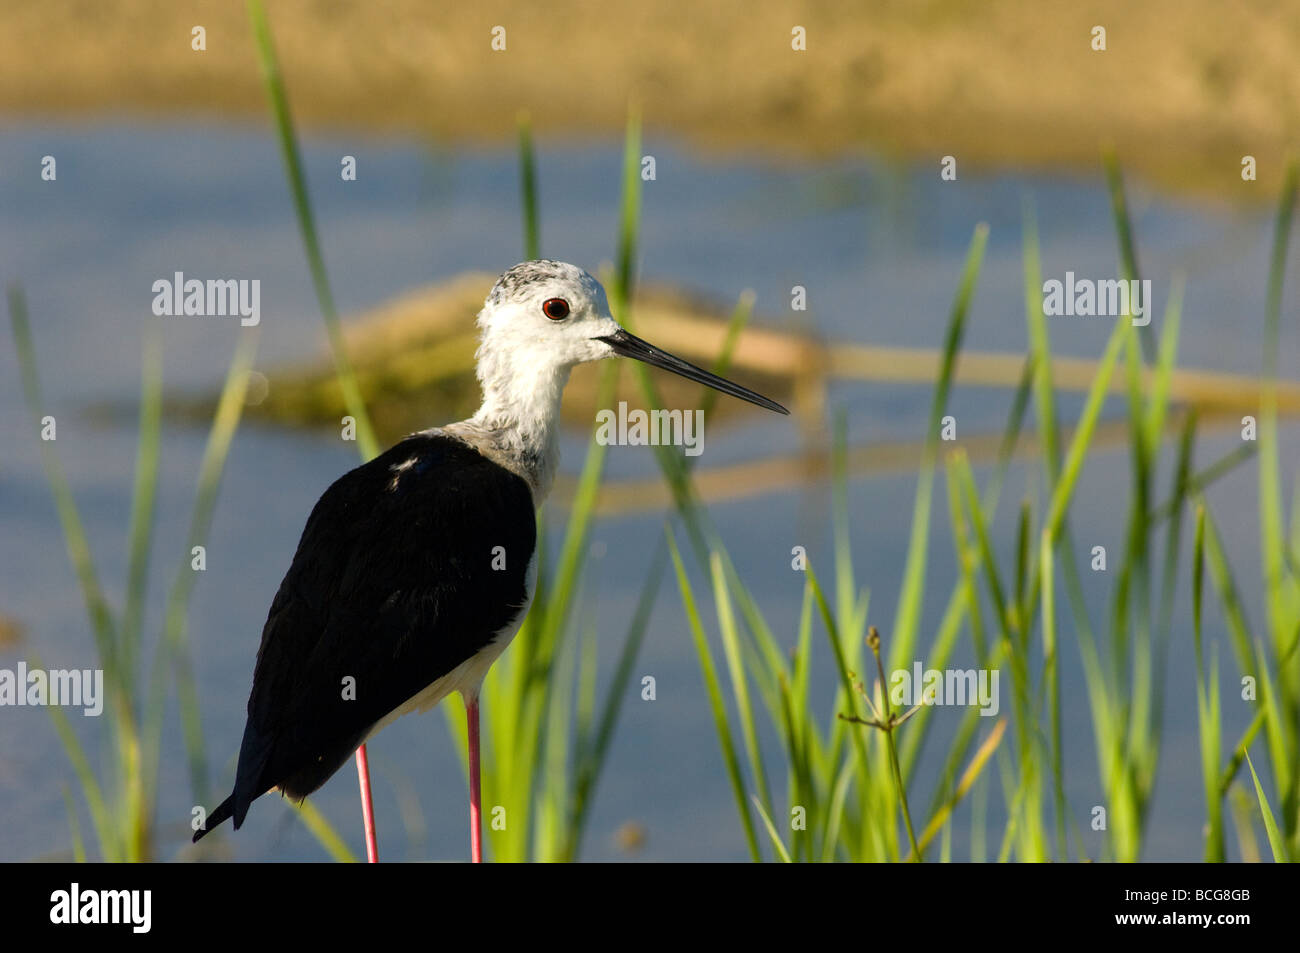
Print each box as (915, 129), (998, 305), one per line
(542, 297), (570, 320)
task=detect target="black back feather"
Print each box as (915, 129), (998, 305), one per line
(194, 432), (536, 841)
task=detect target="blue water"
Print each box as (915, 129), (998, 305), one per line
(0, 120), (1295, 861)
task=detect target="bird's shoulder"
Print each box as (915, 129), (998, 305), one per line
(273, 430), (536, 605)
(308, 430), (530, 525)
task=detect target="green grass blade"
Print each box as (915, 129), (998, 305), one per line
(1150, 444), (1256, 526)
(537, 601), (580, 859)
(563, 545), (666, 860)
(62, 785), (86, 864)
(899, 355), (1034, 784)
(1252, 637), (1294, 831)
(910, 718), (1006, 859)
(820, 760), (855, 862)
(1143, 275), (1185, 452)
(1193, 505), (1226, 861)
(1218, 628), (1295, 796)
(1023, 202), (1110, 856)
(289, 799), (360, 863)
(145, 330), (261, 812)
(1151, 408), (1196, 754)
(712, 552), (773, 814)
(518, 113), (540, 259)
(1201, 506), (1258, 674)
(751, 795), (793, 863)
(806, 566), (872, 778)
(1245, 753), (1289, 862)
(120, 321), (163, 687)
(1257, 160), (1300, 841)
(1044, 313), (1127, 539)
(832, 412), (855, 627)
(888, 223), (989, 673)
(9, 287), (118, 677)
(1034, 309), (1128, 857)
(613, 105), (642, 316)
(33, 651), (117, 860)
(668, 528), (761, 861)
(246, 0), (379, 462)
(1101, 151), (1155, 362)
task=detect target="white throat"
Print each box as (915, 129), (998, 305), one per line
(443, 342), (573, 502)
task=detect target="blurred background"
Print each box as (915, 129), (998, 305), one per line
(1, 1), (1298, 862)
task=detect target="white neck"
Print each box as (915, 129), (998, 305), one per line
(443, 345), (571, 502)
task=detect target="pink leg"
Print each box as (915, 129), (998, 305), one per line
(467, 696), (482, 863)
(355, 744), (379, 863)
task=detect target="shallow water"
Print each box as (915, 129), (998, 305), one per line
(0, 121), (1295, 861)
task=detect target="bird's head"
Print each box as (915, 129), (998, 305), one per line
(477, 260), (789, 415)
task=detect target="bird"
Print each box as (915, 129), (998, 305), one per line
(193, 259), (788, 861)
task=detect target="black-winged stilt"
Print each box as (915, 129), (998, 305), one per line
(193, 260), (788, 861)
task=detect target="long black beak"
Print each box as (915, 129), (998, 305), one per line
(596, 328), (789, 415)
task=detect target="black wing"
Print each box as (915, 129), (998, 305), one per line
(220, 432), (535, 832)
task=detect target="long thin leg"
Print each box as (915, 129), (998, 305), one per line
(355, 744), (379, 863)
(466, 696), (482, 863)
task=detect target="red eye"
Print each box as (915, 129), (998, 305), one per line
(542, 298), (570, 320)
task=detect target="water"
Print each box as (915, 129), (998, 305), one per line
(1, 120), (1295, 861)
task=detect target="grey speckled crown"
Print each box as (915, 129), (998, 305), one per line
(485, 259), (577, 306)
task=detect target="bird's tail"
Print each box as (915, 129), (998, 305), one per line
(192, 794), (237, 843)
